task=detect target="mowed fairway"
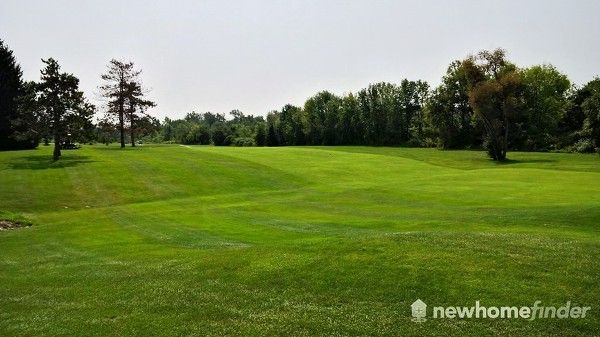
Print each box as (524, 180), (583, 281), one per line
(0, 145), (599, 336)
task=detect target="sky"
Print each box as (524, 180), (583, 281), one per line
(1, 0), (599, 120)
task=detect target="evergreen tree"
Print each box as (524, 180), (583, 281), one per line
(100, 60), (140, 148)
(0, 39), (37, 150)
(36, 58), (94, 160)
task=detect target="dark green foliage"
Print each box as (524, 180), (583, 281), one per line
(266, 112), (280, 146)
(304, 91), (339, 145)
(337, 93), (364, 145)
(463, 49), (523, 161)
(35, 58), (94, 160)
(580, 79), (600, 153)
(231, 137), (255, 147)
(355, 81), (429, 146)
(255, 122), (267, 146)
(515, 65), (570, 151)
(159, 111), (264, 147)
(181, 122), (210, 145)
(279, 104), (306, 145)
(210, 122), (231, 146)
(427, 61), (479, 149)
(0, 39), (38, 150)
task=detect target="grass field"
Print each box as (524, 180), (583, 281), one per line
(0, 144), (599, 336)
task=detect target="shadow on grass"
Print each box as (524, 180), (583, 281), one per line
(495, 158), (557, 165)
(8, 155), (95, 170)
(92, 145), (147, 151)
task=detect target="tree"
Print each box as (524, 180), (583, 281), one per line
(338, 93), (364, 145)
(562, 78), (600, 152)
(463, 49), (523, 160)
(210, 122), (232, 146)
(185, 123), (210, 144)
(0, 39), (38, 150)
(124, 80), (155, 147)
(400, 79), (429, 145)
(304, 91), (338, 145)
(255, 122), (267, 146)
(100, 60), (140, 148)
(279, 104), (306, 145)
(580, 78), (600, 153)
(517, 65), (570, 151)
(36, 58), (94, 160)
(358, 83), (392, 145)
(427, 60), (478, 149)
(266, 111), (280, 146)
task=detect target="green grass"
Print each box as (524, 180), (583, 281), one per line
(0, 144), (598, 336)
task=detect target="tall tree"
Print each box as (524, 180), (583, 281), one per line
(580, 78), (600, 153)
(304, 91), (338, 145)
(338, 93), (364, 145)
(279, 104), (306, 145)
(36, 58), (94, 160)
(401, 79), (429, 145)
(426, 60), (478, 149)
(516, 65), (570, 151)
(100, 60), (140, 148)
(463, 49), (523, 160)
(266, 111), (280, 146)
(358, 83), (392, 145)
(0, 39), (38, 150)
(255, 122), (267, 146)
(124, 80), (155, 147)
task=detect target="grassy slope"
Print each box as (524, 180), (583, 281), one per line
(0, 145), (598, 336)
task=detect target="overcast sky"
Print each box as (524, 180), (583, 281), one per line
(1, 0), (599, 119)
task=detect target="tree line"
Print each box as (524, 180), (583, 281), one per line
(1, 38), (599, 160)
(152, 50), (600, 160)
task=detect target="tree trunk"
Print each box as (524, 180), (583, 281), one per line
(130, 112), (135, 147)
(53, 130), (61, 161)
(119, 111), (125, 148)
(119, 75), (125, 148)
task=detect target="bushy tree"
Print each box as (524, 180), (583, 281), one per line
(358, 82), (395, 145)
(255, 122), (267, 146)
(427, 60), (478, 149)
(463, 49), (523, 160)
(580, 79), (600, 153)
(266, 111), (280, 146)
(561, 78), (600, 153)
(304, 91), (339, 145)
(186, 123), (210, 144)
(357, 81), (429, 146)
(36, 58), (94, 160)
(516, 65), (570, 151)
(279, 104), (306, 145)
(338, 93), (364, 145)
(401, 79), (429, 145)
(211, 122), (232, 146)
(0, 39), (38, 150)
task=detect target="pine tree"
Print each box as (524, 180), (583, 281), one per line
(0, 39), (37, 150)
(37, 58), (94, 160)
(100, 60), (140, 148)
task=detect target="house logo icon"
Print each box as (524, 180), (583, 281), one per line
(411, 299), (427, 323)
